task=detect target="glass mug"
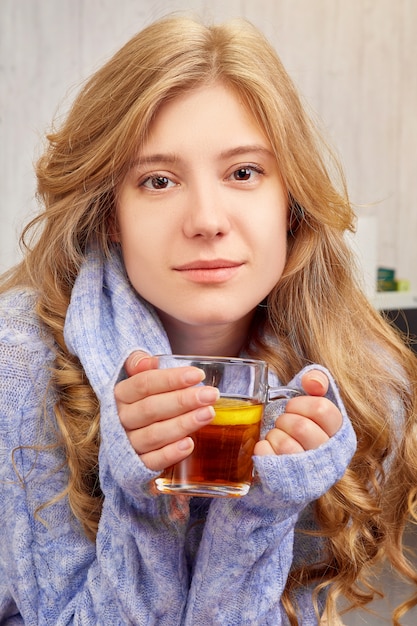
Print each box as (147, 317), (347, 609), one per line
(154, 355), (301, 497)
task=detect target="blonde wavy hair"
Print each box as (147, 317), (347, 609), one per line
(2, 14), (417, 625)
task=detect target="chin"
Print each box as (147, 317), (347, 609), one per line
(155, 301), (257, 334)
(181, 307), (255, 328)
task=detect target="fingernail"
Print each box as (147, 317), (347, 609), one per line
(308, 371), (328, 386)
(183, 368), (205, 384)
(195, 406), (215, 422)
(177, 437), (194, 451)
(131, 352), (150, 368)
(197, 387), (220, 404)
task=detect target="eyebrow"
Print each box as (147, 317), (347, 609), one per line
(218, 144), (274, 160)
(132, 144), (275, 169)
(134, 153), (178, 167)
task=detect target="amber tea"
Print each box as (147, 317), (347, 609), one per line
(156, 397), (263, 497)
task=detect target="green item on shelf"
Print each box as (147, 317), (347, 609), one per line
(377, 267), (396, 292)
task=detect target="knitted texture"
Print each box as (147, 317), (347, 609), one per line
(0, 247), (357, 624)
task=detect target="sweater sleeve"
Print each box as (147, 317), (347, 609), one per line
(0, 293), (190, 626)
(183, 365), (357, 625)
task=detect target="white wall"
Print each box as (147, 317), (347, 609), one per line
(1, 0), (417, 293)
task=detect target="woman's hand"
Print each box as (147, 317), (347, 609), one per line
(114, 351), (219, 471)
(254, 369), (343, 456)
(115, 355), (343, 468)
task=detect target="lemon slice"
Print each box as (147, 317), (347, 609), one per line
(212, 398), (263, 425)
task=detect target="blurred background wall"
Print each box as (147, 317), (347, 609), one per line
(1, 1), (417, 622)
(1, 0), (417, 296)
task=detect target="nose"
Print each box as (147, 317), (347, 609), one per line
(182, 182), (231, 239)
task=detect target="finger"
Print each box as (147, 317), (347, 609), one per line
(284, 396), (342, 437)
(127, 404), (215, 455)
(254, 439), (275, 456)
(115, 364), (205, 406)
(301, 369), (329, 397)
(256, 428), (305, 455)
(124, 350), (156, 376)
(118, 380), (219, 430)
(273, 412), (330, 450)
(141, 437), (195, 472)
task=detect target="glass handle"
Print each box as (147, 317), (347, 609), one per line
(267, 386), (303, 402)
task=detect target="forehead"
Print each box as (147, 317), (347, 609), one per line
(138, 82), (271, 158)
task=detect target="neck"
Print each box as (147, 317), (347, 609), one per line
(157, 311), (254, 357)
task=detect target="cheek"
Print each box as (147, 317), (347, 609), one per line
(118, 220), (173, 298)
(120, 247), (162, 306)
(117, 208), (162, 261)
(259, 214), (288, 282)
(259, 210), (288, 254)
(121, 238), (154, 276)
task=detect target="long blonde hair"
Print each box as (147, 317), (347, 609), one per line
(2, 15), (417, 624)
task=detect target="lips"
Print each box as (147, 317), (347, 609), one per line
(175, 259), (242, 271)
(174, 259), (244, 283)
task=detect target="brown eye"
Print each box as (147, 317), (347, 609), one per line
(233, 168), (252, 181)
(141, 175), (175, 190)
(150, 176), (169, 189)
(229, 165), (263, 183)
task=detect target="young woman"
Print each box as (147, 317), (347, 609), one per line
(1, 15), (416, 625)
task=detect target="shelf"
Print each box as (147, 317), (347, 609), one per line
(371, 292), (417, 311)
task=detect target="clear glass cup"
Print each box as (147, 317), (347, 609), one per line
(154, 355), (301, 498)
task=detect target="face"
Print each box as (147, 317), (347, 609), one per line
(116, 83), (288, 352)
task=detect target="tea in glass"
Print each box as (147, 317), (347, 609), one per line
(156, 397), (263, 496)
(155, 355), (267, 497)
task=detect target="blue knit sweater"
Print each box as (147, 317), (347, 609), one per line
(0, 248), (357, 625)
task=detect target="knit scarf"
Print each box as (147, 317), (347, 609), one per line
(64, 245), (172, 398)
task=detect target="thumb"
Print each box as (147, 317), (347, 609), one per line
(124, 350), (154, 376)
(301, 369), (329, 397)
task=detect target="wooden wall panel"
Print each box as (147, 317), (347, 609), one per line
(1, 0), (416, 290)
